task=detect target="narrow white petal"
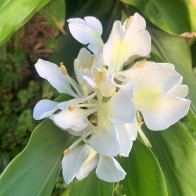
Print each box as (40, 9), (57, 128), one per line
(51, 108), (96, 133)
(141, 96), (191, 130)
(90, 123), (120, 157)
(35, 59), (77, 97)
(96, 156), (126, 182)
(68, 17), (103, 54)
(76, 148), (99, 180)
(84, 16), (103, 35)
(62, 145), (90, 184)
(115, 124), (135, 157)
(33, 99), (58, 120)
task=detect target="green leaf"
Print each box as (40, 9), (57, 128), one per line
(68, 172), (113, 196)
(0, 119), (74, 196)
(144, 122), (196, 196)
(40, 0), (66, 34)
(121, 0), (196, 34)
(120, 140), (168, 196)
(0, 0), (52, 46)
(149, 28), (196, 113)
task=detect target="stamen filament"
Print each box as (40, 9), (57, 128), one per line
(64, 129), (94, 156)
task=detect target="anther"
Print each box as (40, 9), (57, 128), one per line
(60, 62), (68, 75)
(68, 105), (77, 111)
(125, 16), (132, 30)
(135, 59), (147, 68)
(64, 148), (70, 156)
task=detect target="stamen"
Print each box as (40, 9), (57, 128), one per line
(60, 62), (68, 75)
(68, 105), (77, 111)
(63, 129), (94, 156)
(137, 124), (151, 147)
(125, 16), (132, 30)
(64, 148), (70, 156)
(135, 59), (147, 68)
(60, 62), (82, 97)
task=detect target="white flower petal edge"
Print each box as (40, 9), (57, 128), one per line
(76, 148), (99, 181)
(122, 61), (191, 130)
(35, 59), (78, 97)
(68, 17), (104, 54)
(62, 145), (90, 184)
(115, 123), (137, 157)
(90, 123), (120, 157)
(51, 108), (96, 134)
(33, 99), (58, 120)
(96, 156), (126, 182)
(103, 13), (151, 72)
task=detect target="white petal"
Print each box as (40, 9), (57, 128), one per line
(57, 93), (96, 110)
(106, 83), (135, 124)
(51, 108), (96, 133)
(76, 148), (99, 180)
(93, 68), (116, 97)
(33, 99), (58, 120)
(74, 48), (92, 84)
(96, 156), (126, 182)
(103, 14), (151, 72)
(125, 123), (138, 141)
(123, 62), (182, 94)
(35, 59), (77, 97)
(168, 84), (188, 98)
(84, 16), (103, 35)
(115, 124), (135, 157)
(141, 96), (191, 130)
(90, 123), (120, 157)
(68, 17), (104, 54)
(62, 145), (90, 184)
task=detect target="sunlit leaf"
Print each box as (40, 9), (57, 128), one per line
(0, 0), (52, 46)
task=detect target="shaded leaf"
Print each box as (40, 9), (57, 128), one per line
(120, 140), (168, 196)
(40, 0), (66, 34)
(68, 172), (113, 196)
(144, 122), (196, 196)
(121, 0), (196, 34)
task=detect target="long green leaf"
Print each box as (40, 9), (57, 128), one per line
(149, 28), (196, 113)
(144, 123), (196, 196)
(0, 119), (74, 196)
(68, 172), (113, 196)
(120, 140), (168, 196)
(0, 0), (52, 46)
(121, 0), (196, 34)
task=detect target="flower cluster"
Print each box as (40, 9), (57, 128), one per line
(33, 13), (190, 183)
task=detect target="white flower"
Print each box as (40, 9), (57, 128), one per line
(62, 145), (126, 184)
(89, 82), (136, 156)
(67, 16), (104, 54)
(120, 61), (191, 130)
(103, 13), (151, 73)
